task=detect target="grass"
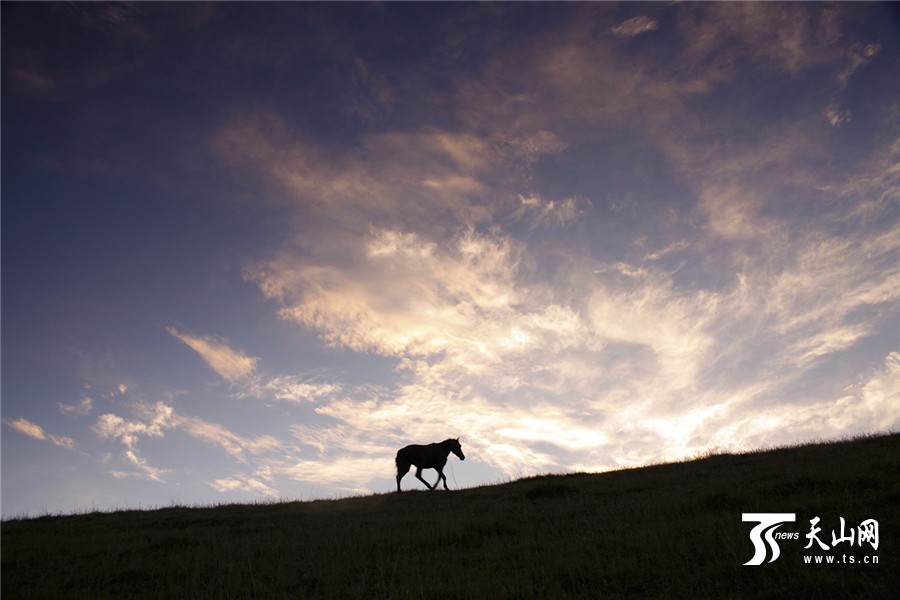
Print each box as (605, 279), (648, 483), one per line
(2, 433), (898, 598)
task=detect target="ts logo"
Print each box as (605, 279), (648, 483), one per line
(742, 513), (796, 565)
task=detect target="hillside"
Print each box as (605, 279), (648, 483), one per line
(3, 433), (898, 598)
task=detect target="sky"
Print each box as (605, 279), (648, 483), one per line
(2, 2), (899, 517)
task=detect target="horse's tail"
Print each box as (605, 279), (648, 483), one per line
(395, 448), (411, 475)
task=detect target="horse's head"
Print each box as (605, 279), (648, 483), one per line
(449, 437), (465, 461)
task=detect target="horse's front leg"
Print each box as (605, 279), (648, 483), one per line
(434, 467), (449, 490)
(415, 466), (434, 490)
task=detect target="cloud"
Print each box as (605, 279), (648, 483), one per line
(27, 3), (894, 504)
(212, 113), (576, 247)
(59, 396), (94, 416)
(838, 42), (881, 87)
(3, 417), (75, 449)
(250, 226), (528, 358)
(93, 399), (288, 484)
(515, 194), (587, 229)
(8, 65), (55, 97)
(273, 455), (389, 494)
(343, 57), (395, 124)
(704, 351), (900, 453)
(213, 115), (495, 227)
(71, 1), (149, 41)
(166, 327), (258, 383)
(494, 131), (567, 167)
(588, 262), (719, 392)
(611, 16), (658, 38)
(4, 417), (48, 441)
(261, 376), (342, 404)
(834, 138), (900, 224)
(111, 451), (167, 482)
(857, 352), (900, 430)
(240, 129), (898, 480)
(178, 416), (285, 463)
(209, 3), (900, 495)
(677, 3), (848, 76)
(244, 221), (714, 475)
(825, 104), (852, 127)
(211, 474), (278, 496)
(102, 405), (171, 448)
(93, 401), (177, 481)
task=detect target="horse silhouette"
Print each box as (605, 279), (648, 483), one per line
(395, 438), (465, 492)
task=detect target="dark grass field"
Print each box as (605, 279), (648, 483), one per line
(2, 433), (898, 598)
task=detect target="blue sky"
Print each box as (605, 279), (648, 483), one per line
(2, 2), (898, 517)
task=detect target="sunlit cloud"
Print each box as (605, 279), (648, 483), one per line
(93, 401), (176, 447)
(178, 416), (285, 463)
(2, 417), (75, 449)
(93, 399), (289, 483)
(213, 117), (511, 234)
(93, 401), (176, 481)
(166, 327), (258, 383)
(6, 417), (50, 440)
(113, 450), (167, 483)
(705, 351), (900, 453)
(211, 474), (278, 496)
(250, 227), (527, 358)
(273, 455), (388, 494)
(261, 376), (342, 404)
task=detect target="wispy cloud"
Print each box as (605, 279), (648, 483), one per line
(611, 16), (658, 38)
(261, 376), (341, 404)
(166, 327), (258, 383)
(837, 42), (881, 87)
(8, 65), (55, 96)
(178, 415), (285, 463)
(3, 417), (75, 449)
(93, 399), (289, 485)
(825, 104), (852, 127)
(59, 395), (94, 416)
(515, 194), (587, 229)
(211, 474), (278, 496)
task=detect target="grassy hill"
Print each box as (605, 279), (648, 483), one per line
(3, 433), (898, 598)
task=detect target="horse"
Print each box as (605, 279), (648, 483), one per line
(395, 438), (465, 492)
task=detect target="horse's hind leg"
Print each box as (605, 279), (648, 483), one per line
(396, 455), (411, 492)
(415, 466), (434, 490)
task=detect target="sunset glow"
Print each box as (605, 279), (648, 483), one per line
(3, 2), (898, 516)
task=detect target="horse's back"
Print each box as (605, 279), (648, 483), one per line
(397, 444), (424, 461)
(397, 443), (443, 467)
